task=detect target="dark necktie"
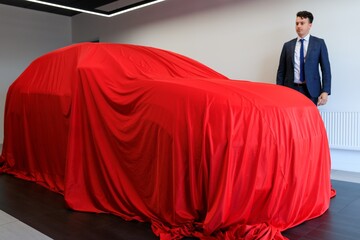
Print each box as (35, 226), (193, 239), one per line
(300, 39), (305, 82)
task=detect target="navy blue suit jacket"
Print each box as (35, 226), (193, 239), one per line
(276, 35), (331, 98)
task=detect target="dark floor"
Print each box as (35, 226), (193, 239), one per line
(0, 174), (359, 240)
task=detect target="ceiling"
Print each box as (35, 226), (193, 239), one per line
(0, 0), (161, 17)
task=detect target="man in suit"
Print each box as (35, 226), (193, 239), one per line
(276, 11), (331, 106)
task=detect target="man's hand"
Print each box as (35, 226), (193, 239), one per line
(317, 92), (329, 106)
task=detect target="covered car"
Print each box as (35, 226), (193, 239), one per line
(0, 43), (334, 239)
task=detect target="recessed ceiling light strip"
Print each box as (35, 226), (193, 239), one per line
(25, 0), (167, 17)
(25, 0), (109, 17)
(109, 0), (166, 17)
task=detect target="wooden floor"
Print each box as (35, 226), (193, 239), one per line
(0, 174), (360, 240)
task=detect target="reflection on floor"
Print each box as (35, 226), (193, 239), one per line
(0, 142), (360, 240)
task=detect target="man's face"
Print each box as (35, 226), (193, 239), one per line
(296, 17), (312, 38)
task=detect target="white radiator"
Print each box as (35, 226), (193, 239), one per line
(320, 111), (360, 150)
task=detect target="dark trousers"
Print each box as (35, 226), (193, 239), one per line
(293, 84), (318, 105)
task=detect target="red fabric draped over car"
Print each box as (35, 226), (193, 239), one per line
(0, 43), (334, 239)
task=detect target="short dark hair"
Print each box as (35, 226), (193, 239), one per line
(297, 11), (314, 23)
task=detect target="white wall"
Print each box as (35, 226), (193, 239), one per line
(72, 0), (360, 172)
(0, 4), (71, 143)
(72, 0), (359, 110)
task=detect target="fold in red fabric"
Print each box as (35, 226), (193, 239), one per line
(0, 43), (335, 239)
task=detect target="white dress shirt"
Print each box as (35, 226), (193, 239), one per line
(294, 34), (310, 84)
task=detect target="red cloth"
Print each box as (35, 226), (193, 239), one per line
(0, 43), (334, 239)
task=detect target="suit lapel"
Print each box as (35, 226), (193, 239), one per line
(291, 38), (297, 65)
(306, 35), (313, 63)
